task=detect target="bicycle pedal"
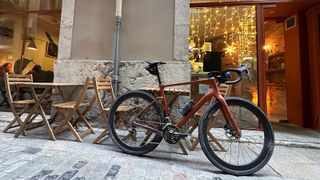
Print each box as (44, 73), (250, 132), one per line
(174, 133), (189, 139)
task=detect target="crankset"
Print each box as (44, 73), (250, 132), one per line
(163, 124), (189, 144)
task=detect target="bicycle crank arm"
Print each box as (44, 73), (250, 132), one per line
(173, 132), (189, 139)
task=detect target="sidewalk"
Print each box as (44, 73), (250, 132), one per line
(1, 112), (320, 179)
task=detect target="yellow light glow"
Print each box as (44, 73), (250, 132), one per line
(189, 40), (196, 49)
(224, 44), (237, 55)
(263, 44), (272, 53)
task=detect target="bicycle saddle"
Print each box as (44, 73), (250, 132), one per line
(145, 61), (166, 76)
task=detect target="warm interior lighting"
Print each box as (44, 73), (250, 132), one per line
(189, 6), (256, 61)
(224, 44), (236, 55)
(252, 89), (258, 105)
(263, 44), (272, 53)
(189, 39), (196, 50)
(201, 42), (212, 52)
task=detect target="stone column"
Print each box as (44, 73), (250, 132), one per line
(174, 0), (190, 62)
(57, 0), (75, 61)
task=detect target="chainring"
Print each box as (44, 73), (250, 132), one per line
(163, 124), (181, 144)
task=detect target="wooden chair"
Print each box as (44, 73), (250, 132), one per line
(2, 73), (37, 134)
(187, 84), (232, 151)
(92, 77), (133, 144)
(52, 77), (95, 142)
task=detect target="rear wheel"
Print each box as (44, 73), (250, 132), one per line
(108, 90), (165, 156)
(199, 98), (274, 175)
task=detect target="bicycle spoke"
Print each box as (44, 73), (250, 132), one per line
(239, 143), (254, 162)
(204, 102), (268, 167)
(111, 93), (163, 150)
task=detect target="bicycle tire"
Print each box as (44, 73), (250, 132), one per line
(108, 90), (165, 156)
(199, 97), (274, 176)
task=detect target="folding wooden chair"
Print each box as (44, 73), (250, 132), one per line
(92, 77), (133, 144)
(187, 84), (232, 151)
(52, 77), (95, 142)
(2, 73), (37, 135)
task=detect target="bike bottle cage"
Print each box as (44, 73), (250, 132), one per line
(145, 61), (166, 76)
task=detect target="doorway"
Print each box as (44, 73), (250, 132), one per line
(263, 19), (287, 122)
(263, 1), (320, 126)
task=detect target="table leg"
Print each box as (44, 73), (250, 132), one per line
(168, 95), (179, 109)
(178, 141), (188, 155)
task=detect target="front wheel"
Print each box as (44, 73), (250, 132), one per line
(108, 90), (165, 156)
(199, 97), (274, 176)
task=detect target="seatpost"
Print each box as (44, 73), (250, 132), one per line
(155, 66), (162, 87)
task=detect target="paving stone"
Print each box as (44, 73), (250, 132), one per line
(74, 161), (110, 179)
(57, 170), (79, 180)
(72, 161), (88, 170)
(1, 112), (320, 179)
(3, 160), (29, 174)
(38, 149), (60, 157)
(29, 169), (54, 180)
(14, 156), (64, 179)
(43, 175), (59, 180)
(73, 177), (86, 180)
(104, 165), (121, 179)
(21, 147), (42, 154)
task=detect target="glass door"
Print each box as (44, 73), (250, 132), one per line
(189, 5), (258, 104)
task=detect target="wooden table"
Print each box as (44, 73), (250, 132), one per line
(140, 87), (191, 155)
(140, 87), (190, 108)
(11, 82), (83, 140)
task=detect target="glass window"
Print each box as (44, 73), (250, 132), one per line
(28, 0), (62, 11)
(0, 0), (60, 78)
(189, 6), (258, 104)
(0, 0), (27, 12)
(23, 12), (60, 74)
(0, 13), (24, 73)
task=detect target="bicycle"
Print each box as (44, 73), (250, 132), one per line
(108, 62), (274, 176)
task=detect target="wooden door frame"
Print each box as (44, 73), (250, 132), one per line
(306, 6), (320, 130)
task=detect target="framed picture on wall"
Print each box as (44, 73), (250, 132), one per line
(45, 42), (58, 58)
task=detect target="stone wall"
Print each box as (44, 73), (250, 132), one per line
(54, 60), (191, 127)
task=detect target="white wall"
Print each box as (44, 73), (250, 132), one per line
(71, 0), (174, 61)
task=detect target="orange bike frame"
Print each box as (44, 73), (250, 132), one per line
(158, 78), (241, 138)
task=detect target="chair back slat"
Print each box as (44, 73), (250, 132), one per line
(219, 84), (232, 97)
(8, 74), (33, 83)
(74, 77), (91, 109)
(93, 77), (115, 111)
(87, 81), (95, 89)
(96, 79), (112, 89)
(97, 85), (112, 90)
(4, 73), (33, 103)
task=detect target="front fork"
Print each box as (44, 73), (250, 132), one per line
(217, 97), (242, 139)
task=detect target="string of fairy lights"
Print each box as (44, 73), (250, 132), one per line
(189, 6), (257, 65)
